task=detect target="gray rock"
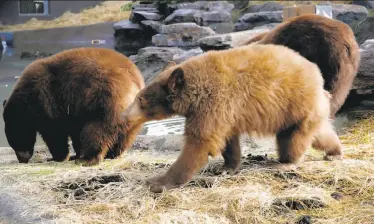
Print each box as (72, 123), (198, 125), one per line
(206, 22), (235, 34)
(130, 11), (164, 23)
(244, 2), (284, 13)
(169, 2), (207, 11)
(232, 1), (250, 11)
(253, 23), (280, 30)
(331, 4), (368, 28)
(132, 7), (159, 13)
(169, 1), (234, 13)
(20, 51), (52, 60)
(113, 20), (154, 56)
(141, 20), (163, 33)
(352, 0), (374, 9)
(165, 9), (232, 26)
(352, 48), (374, 94)
(130, 47), (184, 83)
(360, 39), (374, 50)
(132, 3), (157, 10)
(194, 11), (232, 26)
(172, 47), (204, 63)
(165, 9), (204, 24)
(203, 1), (235, 12)
(113, 20), (142, 30)
(152, 23), (215, 47)
(354, 17), (374, 45)
(234, 11), (283, 31)
(198, 29), (271, 51)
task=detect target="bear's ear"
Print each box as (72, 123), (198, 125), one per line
(162, 61), (177, 71)
(3, 100), (7, 108)
(167, 67), (184, 93)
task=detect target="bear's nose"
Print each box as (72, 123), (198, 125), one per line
(15, 151), (32, 163)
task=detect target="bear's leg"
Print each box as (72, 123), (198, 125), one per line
(329, 65), (357, 117)
(40, 131), (70, 162)
(312, 119), (343, 161)
(75, 121), (115, 166)
(276, 121), (316, 164)
(69, 130), (82, 161)
(106, 123), (143, 159)
(222, 134), (241, 174)
(105, 130), (124, 159)
(146, 137), (223, 193)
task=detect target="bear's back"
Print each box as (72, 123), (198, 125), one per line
(180, 44), (323, 94)
(260, 14), (359, 90)
(175, 44), (327, 133)
(8, 48), (144, 119)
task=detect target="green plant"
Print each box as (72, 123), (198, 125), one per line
(120, 2), (134, 12)
(368, 9), (374, 17)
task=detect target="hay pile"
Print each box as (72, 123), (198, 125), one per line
(0, 1), (132, 32)
(0, 114), (373, 224)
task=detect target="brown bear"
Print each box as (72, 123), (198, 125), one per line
(237, 14), (361, 118)
(122, 44), (342, 193)
(3, 47), (145, 165)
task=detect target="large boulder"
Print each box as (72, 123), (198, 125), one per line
(129, 46), (203, 83)
(360, 39), (374, 50)
(165, 8), (233, 33)
(244, 2), (284, 13)
(114, 20), (155, 56)
(164, 9), (203, 24)
(130, 11), (164, 23)
(132, 4), (159, 13)
(152, 23), (215, 47)
(253, 23), (280, 30)
(198, 29), (271, 51)
(168, 1), (234, 13)
(352, 0), (374, 9)
(172, 47), (203, 64)
(141, 20), (163, 33)
(354, 17), (374, 45)
(194, 10), (232, 26)
(352, 46), (374, 95)
(132, 3), (157, 11)
(130, 47), (184, 83)
(331, 4), (368, 28)
(234, 11), (283, 31)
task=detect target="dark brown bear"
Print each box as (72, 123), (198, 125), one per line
(238, 14), (361, 118)
(3, 47), (145, 165)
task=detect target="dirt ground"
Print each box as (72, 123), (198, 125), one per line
(0, 111), (373, 224)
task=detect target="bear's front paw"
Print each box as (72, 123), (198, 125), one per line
(268, 163), (297, 171)
(75, 156), (102, 166)
(146, 175), (184, 193)
(324, 154), (343, 161)
(222, 163), (241, 175)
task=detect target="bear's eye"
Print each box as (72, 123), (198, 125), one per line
(138, 97), (144, 105)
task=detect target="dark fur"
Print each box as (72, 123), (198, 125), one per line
(3, 48), (144, 165)
(238, 14), (361, 118)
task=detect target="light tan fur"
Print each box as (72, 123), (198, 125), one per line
(123, 44), (342, 192)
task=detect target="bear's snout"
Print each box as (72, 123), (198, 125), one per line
(15, 151), (32, 163)
(122, 101), (144, 124)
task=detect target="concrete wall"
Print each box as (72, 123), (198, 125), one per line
(0, 0), (104, 25)
(12, 22), (115, 55)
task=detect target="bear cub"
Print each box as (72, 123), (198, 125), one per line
(122, 44), (342, 193)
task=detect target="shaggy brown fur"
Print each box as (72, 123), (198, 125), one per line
(3, 47), (144, 165)
(123, 44), (342, 193)
(238, 14), (361, 118)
